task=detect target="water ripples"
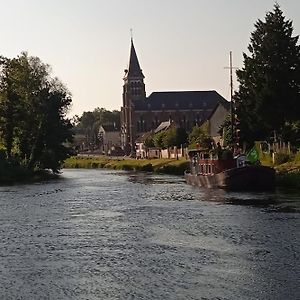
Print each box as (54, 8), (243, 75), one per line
(0, 169), (299, 299)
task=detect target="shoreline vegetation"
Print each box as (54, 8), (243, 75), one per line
(1, 155), (300, 188)
(0, 166), (59, 185)
(63, 155), (189, 176)
(62, 155), (300, 189)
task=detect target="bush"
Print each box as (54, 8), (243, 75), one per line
(295, 150), (300, 162)
(140, 163), (153, 172)
(274, 153), (290, 165)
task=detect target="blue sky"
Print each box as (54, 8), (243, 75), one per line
(0, 0), (299, 116)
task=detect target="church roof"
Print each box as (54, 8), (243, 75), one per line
(126, 39), (145, 79)
(133, 90), (229, 111)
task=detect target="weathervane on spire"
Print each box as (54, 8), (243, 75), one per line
(130, 28), (133, 41)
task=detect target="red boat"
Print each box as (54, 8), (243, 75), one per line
(184, 149), (275, 190)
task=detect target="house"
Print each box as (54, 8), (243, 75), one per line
(98, 125), (121, 155)
(207, 101), (230, 143)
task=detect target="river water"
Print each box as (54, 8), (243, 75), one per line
(0, 169), (299, 300)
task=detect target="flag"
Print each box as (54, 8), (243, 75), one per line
(247, 146), (259, 163)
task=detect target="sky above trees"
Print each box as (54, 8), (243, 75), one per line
(1, 1), (299, 117)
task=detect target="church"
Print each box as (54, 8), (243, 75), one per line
(120, 39), (229, 153)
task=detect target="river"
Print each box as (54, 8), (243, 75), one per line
(0, 169), (299, 300)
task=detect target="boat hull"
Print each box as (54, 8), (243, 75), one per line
(184, 165), (275, 190)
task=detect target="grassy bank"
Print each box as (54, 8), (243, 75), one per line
(274, 161), (300, 188)
(64, 154), (300, 189)
(64, 156), (189, 176)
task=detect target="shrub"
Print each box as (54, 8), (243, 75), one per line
(274, 153), (290, 165)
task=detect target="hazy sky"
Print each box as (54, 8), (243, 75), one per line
(1, 0), (299, 116)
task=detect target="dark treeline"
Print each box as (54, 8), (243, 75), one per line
(0, 52), (73, 180)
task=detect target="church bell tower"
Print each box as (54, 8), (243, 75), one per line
(121, 39), (146, 153)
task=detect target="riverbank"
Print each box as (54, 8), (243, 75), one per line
(0, 164), (59, 185)
(63, 156), (189, 176)
(64, 155), (300, 188)
(274, 161), (300, 188)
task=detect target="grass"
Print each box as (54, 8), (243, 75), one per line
(64, 155), (189, 175)
(65, 152), (300, 188)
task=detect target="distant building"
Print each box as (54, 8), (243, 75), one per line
(120, 39), (230, 153)
(98, 125), (121, 155)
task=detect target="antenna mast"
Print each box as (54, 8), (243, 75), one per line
(230, 51), (234, 145)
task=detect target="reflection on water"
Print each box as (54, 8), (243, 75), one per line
(0, 169), (299, 300)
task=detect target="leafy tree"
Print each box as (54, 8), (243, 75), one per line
(235, 4), (300, 144)
(163, 127), (177, 148)
(151, 127), (187, 149)
(144, 134), (155, 148)
(175, 127), (188, 147)
(188, 123), (213, 149)
(153, 131), (166, 148)
(218, 114), (233, 146)
(76, 108), (120, 149)
(0, 52), (73, 173)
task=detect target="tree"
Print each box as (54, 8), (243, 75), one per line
(0, 52), (73, 173)
(188, 123), (213, 149)
(235, 4), (300, 144)
(175, 127), (188, 147)
(163, 127), (177, 148)
(218, 114), (233, 146)
(75, 108), (121, 149)
(153, 131), (166, 148)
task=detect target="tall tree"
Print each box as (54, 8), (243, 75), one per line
(188, 123), (213, 149)
(0, 52), (73, 172)
(235, 4), (300, 143)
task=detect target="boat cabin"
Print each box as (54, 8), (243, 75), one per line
(188, 149), (251, 176)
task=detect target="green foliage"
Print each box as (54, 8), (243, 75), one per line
(274, 153), (291, 165)
(0, 52), (73, 174)
(235, 4), (300, 144)
(152, 127), (187, 148)
(218, 114), (233, 146)
(153, 131), (166, 148)
(188, 123), (213, 149)
(295, 149), (300, 162)
(175, 127), (188, 147)
(281, 121), (300, 146)
(75, 108), (120, 148)
(144, 134), (155, 148)
(163, 127), (177, 148)
(64, 156), (188, 175)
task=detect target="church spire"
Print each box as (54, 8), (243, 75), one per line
(127, 38), (144, 79)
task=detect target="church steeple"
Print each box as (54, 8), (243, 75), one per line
(123, 38), (146, 100)
(121, 38), (146, 154)
(125, 39), (145, 79)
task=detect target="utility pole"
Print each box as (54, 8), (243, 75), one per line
(230, 51), (234, 145)
(224, 51), (237, 148)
